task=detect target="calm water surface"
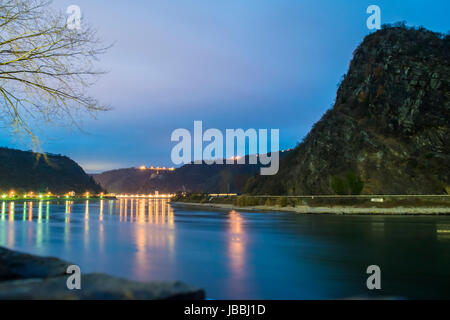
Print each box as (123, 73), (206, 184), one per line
(0, 199), (449, 299)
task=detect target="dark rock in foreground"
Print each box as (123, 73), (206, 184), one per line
(0, 247), (205, 300)
(0, 246), (72, 280)
(0, 275), (205, 300)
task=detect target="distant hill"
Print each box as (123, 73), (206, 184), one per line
(91, 168), (152, 194)
(93, 153), (291, 194)
(0, 148), (103, 194)
(245, 26), (450, 195)
(93, 160), (260, 194)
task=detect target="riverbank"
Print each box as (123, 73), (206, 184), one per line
(171, 201), (450, 215)
(0, 246), (204, 300)
(0, 196), (117, 202)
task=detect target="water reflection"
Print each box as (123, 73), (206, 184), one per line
(38, 201), (42, 223)
(84, 200), (90, 251)
(36, 201), (42, 247)
(28, 201), (32, 221)
(22, 202), (26, 221)
(0, 199), (177, 267)
(99, 200), (104, 253)
(437, 223), (450, 240)
(8, 202), (14, 221)
(46, 202), (50, 222)
(8, 202), (14, 246)
(108, 200), (113, 215)
(99, 200), (104, 221)
(1, 200), (450, 299)
(227, 210), (248, 296)
(228, 210), (245, 273)
(370, 217), (385, 235)
(117, 198), (174, 226)
(65, 200), (72, 214)
(117, 198), (176, 279)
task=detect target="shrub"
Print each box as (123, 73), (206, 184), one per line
(288, 198), (297, 207)
(331, 175), (347, 195)
(345, 171), (364, 195)
(330, 171), (364, 195)
(277, 197), (288, 207)
(236, 195), (259, 207)
(236, 195), (246, 207)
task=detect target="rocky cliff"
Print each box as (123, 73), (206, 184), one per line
(245, 26), (450, 195)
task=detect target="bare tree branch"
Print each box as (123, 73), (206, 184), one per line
(0, 0), (110, 145)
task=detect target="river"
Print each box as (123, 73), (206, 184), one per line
(0, 199), (449, 299)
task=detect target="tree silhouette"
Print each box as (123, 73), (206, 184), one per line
(0, 0), (109, 143)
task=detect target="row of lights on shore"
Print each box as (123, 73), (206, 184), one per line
(138, 166), (175, 171)
(1, 191), (174, 200)
(0, 191), (108, 199)
(116, 194), (175, 198)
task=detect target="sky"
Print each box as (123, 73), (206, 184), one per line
(1, 0), (449, 173)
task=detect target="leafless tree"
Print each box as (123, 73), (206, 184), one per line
(0, 0), (109, 144)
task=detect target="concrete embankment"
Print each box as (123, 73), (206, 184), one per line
(171, 201), (450, 215)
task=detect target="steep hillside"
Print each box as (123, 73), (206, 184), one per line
(140, 160), (262, 194)
(94, 160), (261, 194)
(0, 148), (103, 193)
(245, 26), (450, 195)
(93, 153), (291, 194)
(91, 168), (152, 194)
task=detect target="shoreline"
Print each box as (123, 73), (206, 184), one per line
(0, 196), (117, 202)
(171, 201), (450, 215)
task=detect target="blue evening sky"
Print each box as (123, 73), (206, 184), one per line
(1, 0), (448, 172)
